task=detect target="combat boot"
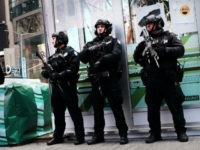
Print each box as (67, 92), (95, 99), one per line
(120, 135), (129, 145)
(87, 135), (104, 145)
(47, 138), (63, 145)
(74, 138), (85, 145)
(145, 133), (162, 143)
(177, 132), (189, 142)
(74, 131), (85, 145)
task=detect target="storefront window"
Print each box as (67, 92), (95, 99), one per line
(53, 0), (113, 51)
(16, 12), (43, 33)
(9, 0), (40, 19)
(23, 35), (45, 79)
(5, 9), (45, 80)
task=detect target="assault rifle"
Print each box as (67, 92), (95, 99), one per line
(87, 40), (112, 96)
(36, 50), (54, 74)
(141, 28), (160, 68)
(36, 50), (64, 93)
(88, 40), (112, 51)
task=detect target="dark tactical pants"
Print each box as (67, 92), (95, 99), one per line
(145, 74), (186, 135)
(51, 83), (84, 140)
(91, 76), (128, 138)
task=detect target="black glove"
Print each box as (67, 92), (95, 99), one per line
(87, 61), (101, 78)
(143, 49), (151, 60)
(154, 45), (166, 57)
(41, 66), (50, 79)
(50, 72), (61, 81)
(41, 70), (50, 79)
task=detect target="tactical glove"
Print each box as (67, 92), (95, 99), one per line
(154, 45), (166, 57)
(50, 72), (61, 81)
(41, 66), (50, 79)
(143, 49), (151, 60)
(41, 70), (50, 79)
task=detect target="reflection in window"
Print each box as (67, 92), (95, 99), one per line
(53, 0), (113, 46)
(67, 0), (75, 16)
(9, 0), (40, 19)
(16, 12), (43, 33)
(123, 0), (135, 44)
(24, 35), (45, 79)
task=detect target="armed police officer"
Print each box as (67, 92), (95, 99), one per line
(133, 11), (188, 143)
(79, 19), (129, 145)
(41, 31), (85, 145)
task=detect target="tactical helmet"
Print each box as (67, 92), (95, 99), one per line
(145, 14), (164, 29)
(52, 31), (68, 45)
(94, 19), (112, 36)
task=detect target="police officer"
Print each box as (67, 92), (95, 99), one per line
(133, 14), (188, 143)
(41, 31), (85, 145)
(79, 19), (128, 145)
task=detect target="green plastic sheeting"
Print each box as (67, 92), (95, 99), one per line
(0, 81), (52, 146)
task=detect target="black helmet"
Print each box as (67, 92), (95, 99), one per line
(52, 31), (68, 45)
(94, 19), (112, 36)
(138, 9), (164, 29)
(145, 14), (164, 29)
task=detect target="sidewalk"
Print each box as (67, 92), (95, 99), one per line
(2, 132), (200, 150)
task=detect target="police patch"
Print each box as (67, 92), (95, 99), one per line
(74, 51), (78, 56)
(63, 52), (68, 57)
(117, 40), (121, 44)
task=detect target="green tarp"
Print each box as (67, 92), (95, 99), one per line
(0, 81), (52, 146)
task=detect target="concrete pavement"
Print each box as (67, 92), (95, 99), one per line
(2, 131), (200, 150)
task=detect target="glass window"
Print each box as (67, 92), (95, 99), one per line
(6, 11), (44, 79)
(10, 0), (40, 19)
(16, 12), (43, 33)
(23, 35), (45, 79)
(53, 0), (113, 52)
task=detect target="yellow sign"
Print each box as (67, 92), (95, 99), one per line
(179, 5), (190, 16)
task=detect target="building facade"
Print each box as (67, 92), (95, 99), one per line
(4, 0), (45, 79)
(0, 0), (8, 71)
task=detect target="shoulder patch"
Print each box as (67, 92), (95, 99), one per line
(74, 51), (78, 56)
(117, 39), (121, 44)
(63, 52), (68, 57)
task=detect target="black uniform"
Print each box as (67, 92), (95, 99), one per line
(134, 30), (187, 141)
(42, 46), (84, 143)
(80, 35), (128, 142)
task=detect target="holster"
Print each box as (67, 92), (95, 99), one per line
(164, 62), (184, 82)
(176, 62), (184, 82)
